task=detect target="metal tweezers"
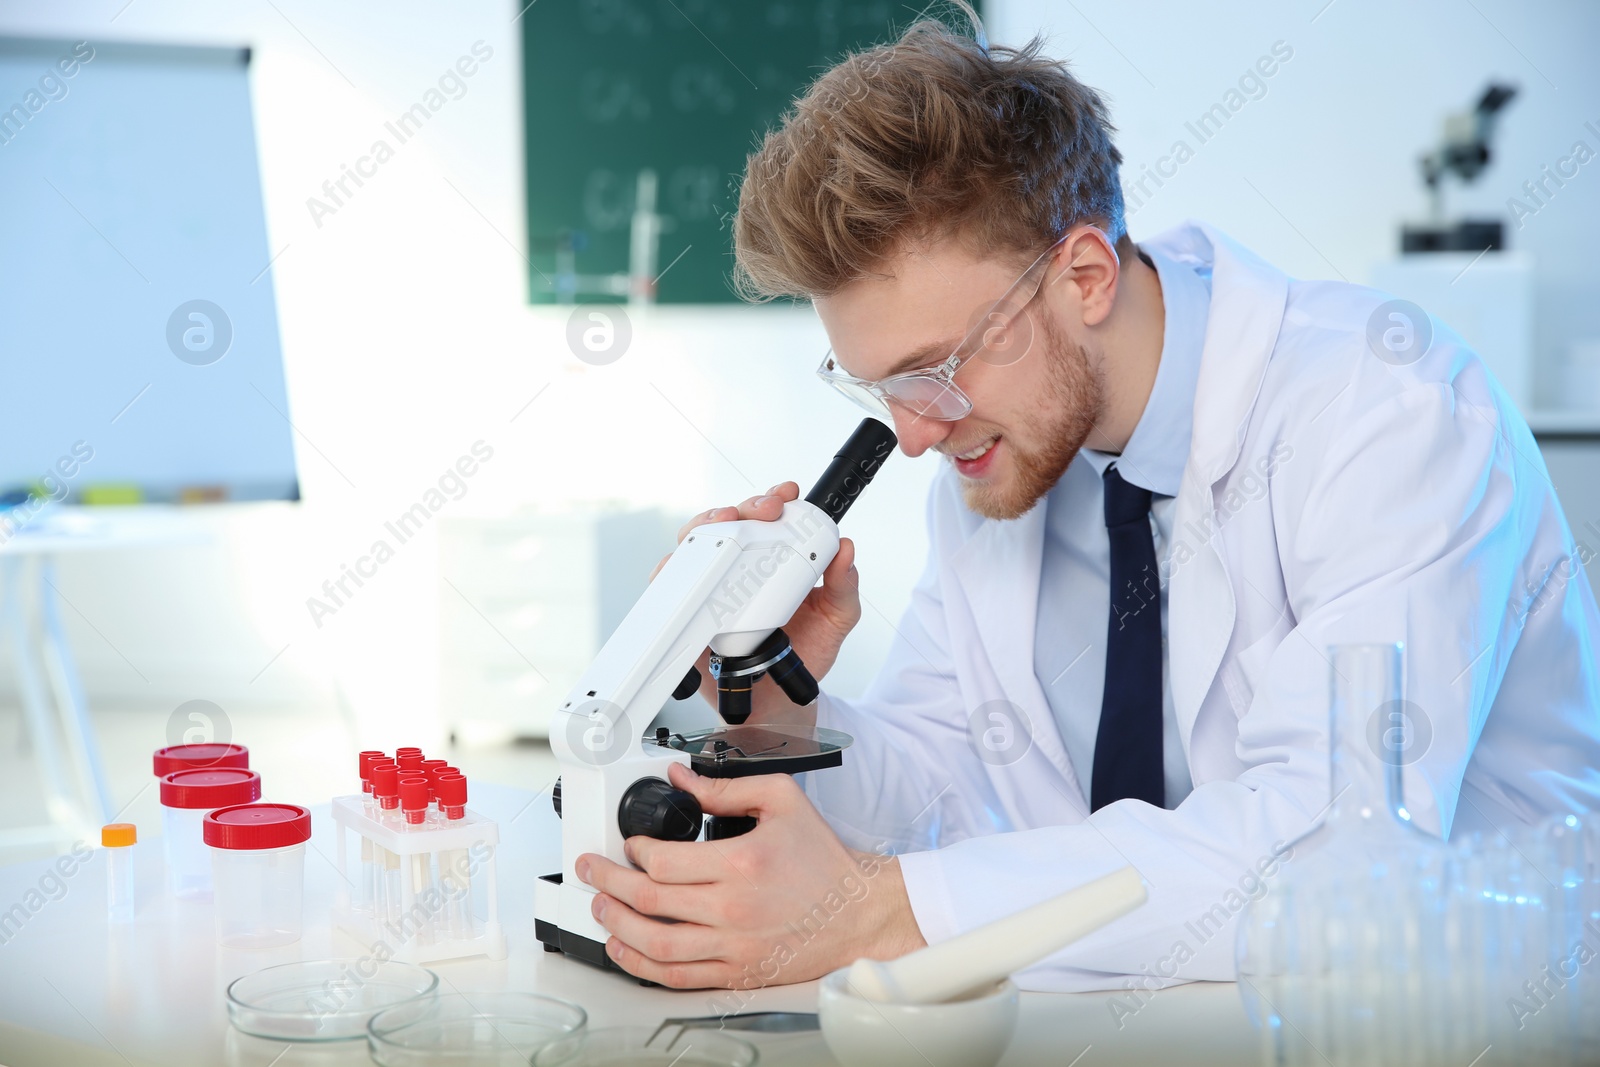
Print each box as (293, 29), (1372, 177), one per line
(647, 1011), (819, 1049)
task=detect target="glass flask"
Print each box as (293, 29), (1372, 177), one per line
(1236, 644), (1600, 1066)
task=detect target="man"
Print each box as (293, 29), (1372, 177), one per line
(574, 14), (1600, 992)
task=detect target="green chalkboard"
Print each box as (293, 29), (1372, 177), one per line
(521, 1), (972, 304)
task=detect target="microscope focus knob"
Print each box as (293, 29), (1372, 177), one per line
(617, 777), (702, 842)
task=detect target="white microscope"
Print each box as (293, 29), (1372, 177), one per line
(535, 418), (898, 971)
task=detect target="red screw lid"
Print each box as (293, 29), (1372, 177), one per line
(437, 772), (467, 811)
(203, 803), (311, 850)
(152, 744), (249, 776)
(399, 776), (430, 812)
(396, 753), (423, 771)
(160, 768), (261, 809)
(419, 759), (447, 784)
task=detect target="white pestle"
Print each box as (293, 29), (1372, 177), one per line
(844, 866), (1147, 1004)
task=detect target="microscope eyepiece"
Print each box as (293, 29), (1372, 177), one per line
(804, 418), (897, 525)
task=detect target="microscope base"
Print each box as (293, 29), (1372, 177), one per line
(534, 919), (614, 970)
(535, 871), (640, 975)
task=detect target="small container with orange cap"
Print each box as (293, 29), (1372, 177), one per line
(205, 803), (312, 948)
(102, 823), (137, 922)
(160, 767), (262, 900)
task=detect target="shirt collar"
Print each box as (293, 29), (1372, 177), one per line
(1078, 244), (1210, 497)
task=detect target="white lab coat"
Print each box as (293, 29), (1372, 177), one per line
(803, 221), (1600, 993)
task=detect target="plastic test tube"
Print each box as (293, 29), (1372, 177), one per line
(436, 773), (471, 938)
(357, 751), (384, 914)
(427, 764), (457, 817)
(418, 761), (448, 822)
(371, 762), (402, 923)
(102, 823), (136, 922)
(358, 751), (385, 798)
(399, 776), (435, 942)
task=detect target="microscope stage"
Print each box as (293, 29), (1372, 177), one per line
(652, 723), (853, 777)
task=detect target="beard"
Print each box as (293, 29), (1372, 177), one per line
(958, 312), (1104, 521)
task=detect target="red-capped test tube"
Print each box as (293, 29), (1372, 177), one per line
(356, 751), (386, 914)
(429, 765), (459, 812)
(358, 751), (385, 797)
(399, 776), (431, 826)
(398, 775), (436, 938)
(371, 762), (401, 814)
(435, 772), (471, 938)
(436, 773), (468, 821)
(369, 760), (402, 921)
(395, 748), (424, 773)
(419, 760), (448, 797)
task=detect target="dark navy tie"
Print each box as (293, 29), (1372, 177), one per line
(1090, 463), (1164, 812)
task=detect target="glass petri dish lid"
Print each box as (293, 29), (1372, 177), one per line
(226, 958), (439, 1042)
(368, 991), (588, 1066)
(533, 1026), (758, 1066)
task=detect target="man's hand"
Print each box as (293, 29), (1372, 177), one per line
(574, 762), (926, 989)
(651, 481), (862, 730)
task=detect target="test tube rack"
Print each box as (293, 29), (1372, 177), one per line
(330, 795), (507, 964)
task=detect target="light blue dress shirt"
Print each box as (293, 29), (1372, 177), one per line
(1032, 245), (1212, 810)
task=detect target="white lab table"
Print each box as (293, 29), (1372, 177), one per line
(0, 782), (1261, 1067)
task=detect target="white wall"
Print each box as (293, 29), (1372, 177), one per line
(2, 0), (1594, 746)
(988, 0), (1600, 404)
(0, 0), (937, 746)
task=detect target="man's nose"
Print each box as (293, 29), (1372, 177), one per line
(887, 405), (951, 458)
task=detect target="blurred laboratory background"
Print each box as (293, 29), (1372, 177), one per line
(0, 0), (1596, 860)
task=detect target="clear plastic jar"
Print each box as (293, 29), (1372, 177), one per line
(159, 767), (261, 900)
(205, 803), (311, 949)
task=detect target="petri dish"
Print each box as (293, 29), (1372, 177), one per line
(368, 991), (588, 1066)
(226, 958), (439, 1042)
(533, 1026), (759, 1066)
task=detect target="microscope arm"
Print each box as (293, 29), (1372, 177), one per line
(549, 496), (843, 765)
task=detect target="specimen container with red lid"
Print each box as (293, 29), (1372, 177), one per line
(160, 767), (262, 900)
(205, 803), (311, 948)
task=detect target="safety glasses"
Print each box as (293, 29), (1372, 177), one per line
(816, 225), (1116, 422)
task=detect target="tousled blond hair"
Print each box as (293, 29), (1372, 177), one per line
(733, 8), (1126, 301)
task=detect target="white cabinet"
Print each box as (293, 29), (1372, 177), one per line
(440, 507), (674, 740)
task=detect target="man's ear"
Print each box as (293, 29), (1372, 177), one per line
(1049, 227), (1120, 328)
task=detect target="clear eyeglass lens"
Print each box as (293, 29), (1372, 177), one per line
(884, 376), (969, 420)
(826, 376), (890, 418)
